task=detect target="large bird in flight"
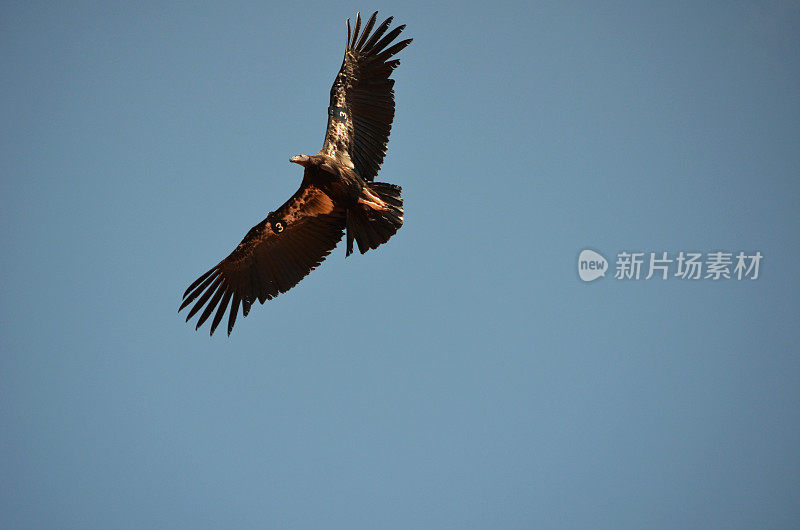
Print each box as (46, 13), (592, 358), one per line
(180, 12), (411, 336)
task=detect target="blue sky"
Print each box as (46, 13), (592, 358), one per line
(2, 1), (799, 528)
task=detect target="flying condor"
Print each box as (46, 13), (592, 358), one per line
(180, 11), (411, 336)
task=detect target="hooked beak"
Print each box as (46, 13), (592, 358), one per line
(290, 154), (310, 167)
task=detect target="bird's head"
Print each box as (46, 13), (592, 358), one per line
(290, 154), (311, 167)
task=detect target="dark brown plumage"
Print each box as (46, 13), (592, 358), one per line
(180, 12), (411, 336)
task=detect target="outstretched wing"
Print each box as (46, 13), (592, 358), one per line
(180, 184), (346, 336)
(320, 11), (412, 181)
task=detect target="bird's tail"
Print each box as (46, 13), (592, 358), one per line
(346, 182), (404, 256)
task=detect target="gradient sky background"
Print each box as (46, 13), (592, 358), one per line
(2, 1), (799, 528)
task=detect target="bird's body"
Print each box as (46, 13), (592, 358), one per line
(180, 12), (411, 336)
(289, 154), (367, 208)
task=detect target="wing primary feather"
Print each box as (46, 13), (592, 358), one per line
(355, 11), (378, 50)
(242, 297), (252, 317)
(209, 289), (232, 336)
(180, 269), (219, 311)
(374, 38), (412, 63)
(227, 293), (240, 336)
(185, 276), (223, 321)
(371, 26), (406, 55)
(183, 267), (216, 299)
(346, 17), (352, 48)
(196, 281), (226, 330)
(351, 12), (362, 50)
(362, 16), (393, 52)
